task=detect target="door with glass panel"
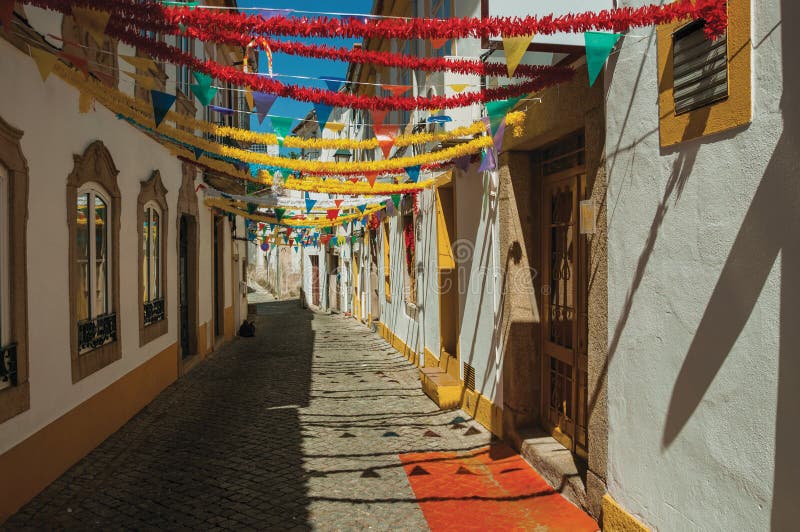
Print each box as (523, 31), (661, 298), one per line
(540, 134), (589, 460)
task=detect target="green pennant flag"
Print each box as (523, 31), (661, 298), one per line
(585, 32), (622, 87)
(486, 97), (523, 135)
(274, 208), (286, 222)
(391, 194), (402, 208)
(270, 116), (294, 143)
(190, 71), (217, 107)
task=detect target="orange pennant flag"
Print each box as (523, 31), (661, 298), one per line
(430, 38), (449, 50)
(71, 7), (111, 45)
(327, 209), (339, 220)
(366, 172), (379, 188)
(376, 125), (399, 160)
(334, 199), (344, 208)
(245, 89), (255, 111)
(383, 84), (410, 97)
(502, 34), (535, 77)
(29, 46), (58, 81)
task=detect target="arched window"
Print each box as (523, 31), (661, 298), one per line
(0, 164), (11, 391)
(76, 184), (113, 326)
(142, 202), (162, 321)
(0, 115), (29, 422)
(67, 141), (121, 382)
(138, 171), (169, 346)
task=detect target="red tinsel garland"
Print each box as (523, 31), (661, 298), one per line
(183, 29), (563, 80)
(103, 24), (576, 111)
(168, 0), (727, 40)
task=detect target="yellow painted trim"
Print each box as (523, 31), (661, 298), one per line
(460, 388), (504, 439)
(435, 189), (456, 270)
(223, 305), (235, 340)
(377, 322), (419, 366)
(424, 347), (439, 367)
(0, 344), (178, 522)
(603, 494), (650, 532)
(435, 170), (453, 187)
(657, 0), (751, 147)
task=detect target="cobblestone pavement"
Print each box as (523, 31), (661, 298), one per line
(5, 300), (594, 530)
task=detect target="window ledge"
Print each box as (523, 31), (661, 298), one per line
(140, 318), (169, 347)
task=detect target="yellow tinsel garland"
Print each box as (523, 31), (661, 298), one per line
(52, 61), (494, 174)
(204, 197), (385, 228)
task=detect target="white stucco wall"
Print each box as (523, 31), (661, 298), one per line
(0, 17), (242, 454)
(605, 2), (796, 530)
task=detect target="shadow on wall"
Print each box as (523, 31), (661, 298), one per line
(662, 2), (798, 529)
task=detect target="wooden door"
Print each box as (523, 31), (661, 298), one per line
(311, 255), (320, 306)
(541, 170), (589, 459)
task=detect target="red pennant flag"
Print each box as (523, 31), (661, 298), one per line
(1, 0), (14, 35)
(378, 138), (395, 159)
(286, 227), (293, 237)
(371, 109), (389, 130)
(430, 38), (449, 50)
(366, 172), (379, 188)
(59, 51), (89, 78)
(383, 84), (410, 97)
(334, 199), (344, 208)
(349, 177), (359, 184)
(327, 209), (339, 220)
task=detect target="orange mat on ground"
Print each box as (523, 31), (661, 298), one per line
(400, 444), (599, 532)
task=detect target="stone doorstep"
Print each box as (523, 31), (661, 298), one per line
(513, 426), (589, 512)
(419, 367), (462, 410)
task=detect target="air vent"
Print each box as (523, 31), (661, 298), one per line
(673, 20), (728, 115)
(463, 363), (476, 391)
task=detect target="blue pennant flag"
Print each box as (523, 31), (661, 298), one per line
(405, 165), (421, 183)
(313, 103), (333, 132)
(357, 204), (367, 214)
(193, 147), (204, 160)
(150, 90), (176, 127)
(305, 198), (317, 213)
(321, 76), (345, 93)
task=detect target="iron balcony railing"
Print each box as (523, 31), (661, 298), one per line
(143, 298), (166, 326)
(77, 313), (117, 352)
(0, 342), (17, 387)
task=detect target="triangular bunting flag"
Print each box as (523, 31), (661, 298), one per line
(430, 38), (449, 50)
(192, 71), (213, 86)
(274, 208), (286, 222)
(502, 34), (535, 77)
(357, 204), (366, 214)
(305, 198), (317, 213)
(312, 102), (333, 132)
(478, 149), (496, 172)
(585, 32), (622, 87)
(405, 165), (421, 183)
(371, 109), (389, 130)
(493, 120), (507, 154)
(1, 0), (14, 36)
(244, 89), (254, 111)
(486, 96), (523, 135)
(455, 155), (471, 173)
(326, 122), (345, 133)
(366, 171), (379, 188)
(383, 84), (410, 97)
(29, 46), (57, 82)
(193, 147), (204, 160)
(376, 125), (399, 159)
(270, 116), (294, 142)
(327, 209), (339, 220)
(78, 92), (94, 114)
(150, 90), (176, 127)
(391, 194), (401, 209)
(124, 70), (156, 90)
(321, 76), (345, 93)
(334, 199), (344, 208)
(71, 7), (110, 45)
(449, 83), (469, 93)
(253, 92), (277, 125)
(208, 104), (234, 116)
(120, 54), (156, 73)
(190, 82), (217, 107)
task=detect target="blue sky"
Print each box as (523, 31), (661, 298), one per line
(237, 0), (374, 150)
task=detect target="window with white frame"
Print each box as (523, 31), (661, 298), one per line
(176, 35), (194, 96)
(0, 164), (10, 390)
(76, 184), (114, 351)
(142, 202), (164, 325)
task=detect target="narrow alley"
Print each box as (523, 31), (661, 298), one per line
(4, 300), (597, 531)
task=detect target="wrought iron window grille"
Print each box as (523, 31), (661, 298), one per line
(77, 313), (117, 352)
(0, 342), (18, 387)
(143, 298), (165, 326)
